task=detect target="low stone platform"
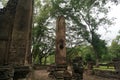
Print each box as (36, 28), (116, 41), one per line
(94, 69), (120, 79)
(0, 65), (30, 80)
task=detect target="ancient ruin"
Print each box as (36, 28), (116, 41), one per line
(0, 0), (33, 79)
(0, 0), (120, 80)
(48, 16), (84, 80)
(48, 16), (69, 79)
(55, 16), (66, 65)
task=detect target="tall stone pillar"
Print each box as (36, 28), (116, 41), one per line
(48, 16), (72, 79)
(55, 16), (66, 65)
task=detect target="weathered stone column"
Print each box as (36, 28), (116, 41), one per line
(0, 0), (18, 65)
(48, 16), (72, 79)
(55, 16), (66, 65)
(9, 0), (33, 65)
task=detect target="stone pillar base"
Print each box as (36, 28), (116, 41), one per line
(48, 64), (72, 79)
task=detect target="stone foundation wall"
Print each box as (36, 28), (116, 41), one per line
(94, 69), (120, 79)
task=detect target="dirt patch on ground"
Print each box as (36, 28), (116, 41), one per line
(27, 70), (49, 80)
(27, 70), (118, 80)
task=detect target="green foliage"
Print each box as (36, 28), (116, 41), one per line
(32, 0), (55, 64)
(109, 32), (120, 58)
(92, 33), (108, 59)
(80, 45), (95, 63)
(32, 0), (118, 64)
(51, 1), (109, 40)
(66, 45), (96, 64)
(85, 53), (93, 62)
(101, 53), (113, 62)
(67, 46), (82, 61)
(45, 55), (55, 64)
(94, 66), (115, 71)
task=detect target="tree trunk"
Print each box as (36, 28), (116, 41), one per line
(44, 56), (47, 65)
(93, 46), (99, 67)
(39, 57), (42, 65)
(95, 58), (99, 67)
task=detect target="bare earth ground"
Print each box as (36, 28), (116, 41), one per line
(27, 70), (118, 80)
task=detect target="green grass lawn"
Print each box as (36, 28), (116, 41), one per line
(94, 66), (115, 71)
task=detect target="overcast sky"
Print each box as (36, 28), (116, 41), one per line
(98, 4), (120, 45)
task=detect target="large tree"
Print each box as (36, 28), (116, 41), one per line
(30, 0), (119, 64)
(110, 31), (120, 58)
(50, 0), (118, 65)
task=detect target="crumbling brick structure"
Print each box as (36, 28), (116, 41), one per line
(0, 0), (33, 65)
(0, 0), (19, 65)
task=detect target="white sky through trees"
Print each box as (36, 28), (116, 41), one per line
(0, 2), (2, 8)
(98, 4), (120, 45)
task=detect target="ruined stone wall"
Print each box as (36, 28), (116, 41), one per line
(0, 0), (18, 65)
(9, 0), (33, 65)
(0, 0), (32, 65)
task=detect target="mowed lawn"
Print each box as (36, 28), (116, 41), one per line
(94, 66), (115, 71)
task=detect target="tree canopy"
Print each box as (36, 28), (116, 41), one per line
(31, 0), (119, 64)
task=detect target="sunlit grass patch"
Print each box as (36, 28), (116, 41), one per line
(94, 66), (115, 71)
